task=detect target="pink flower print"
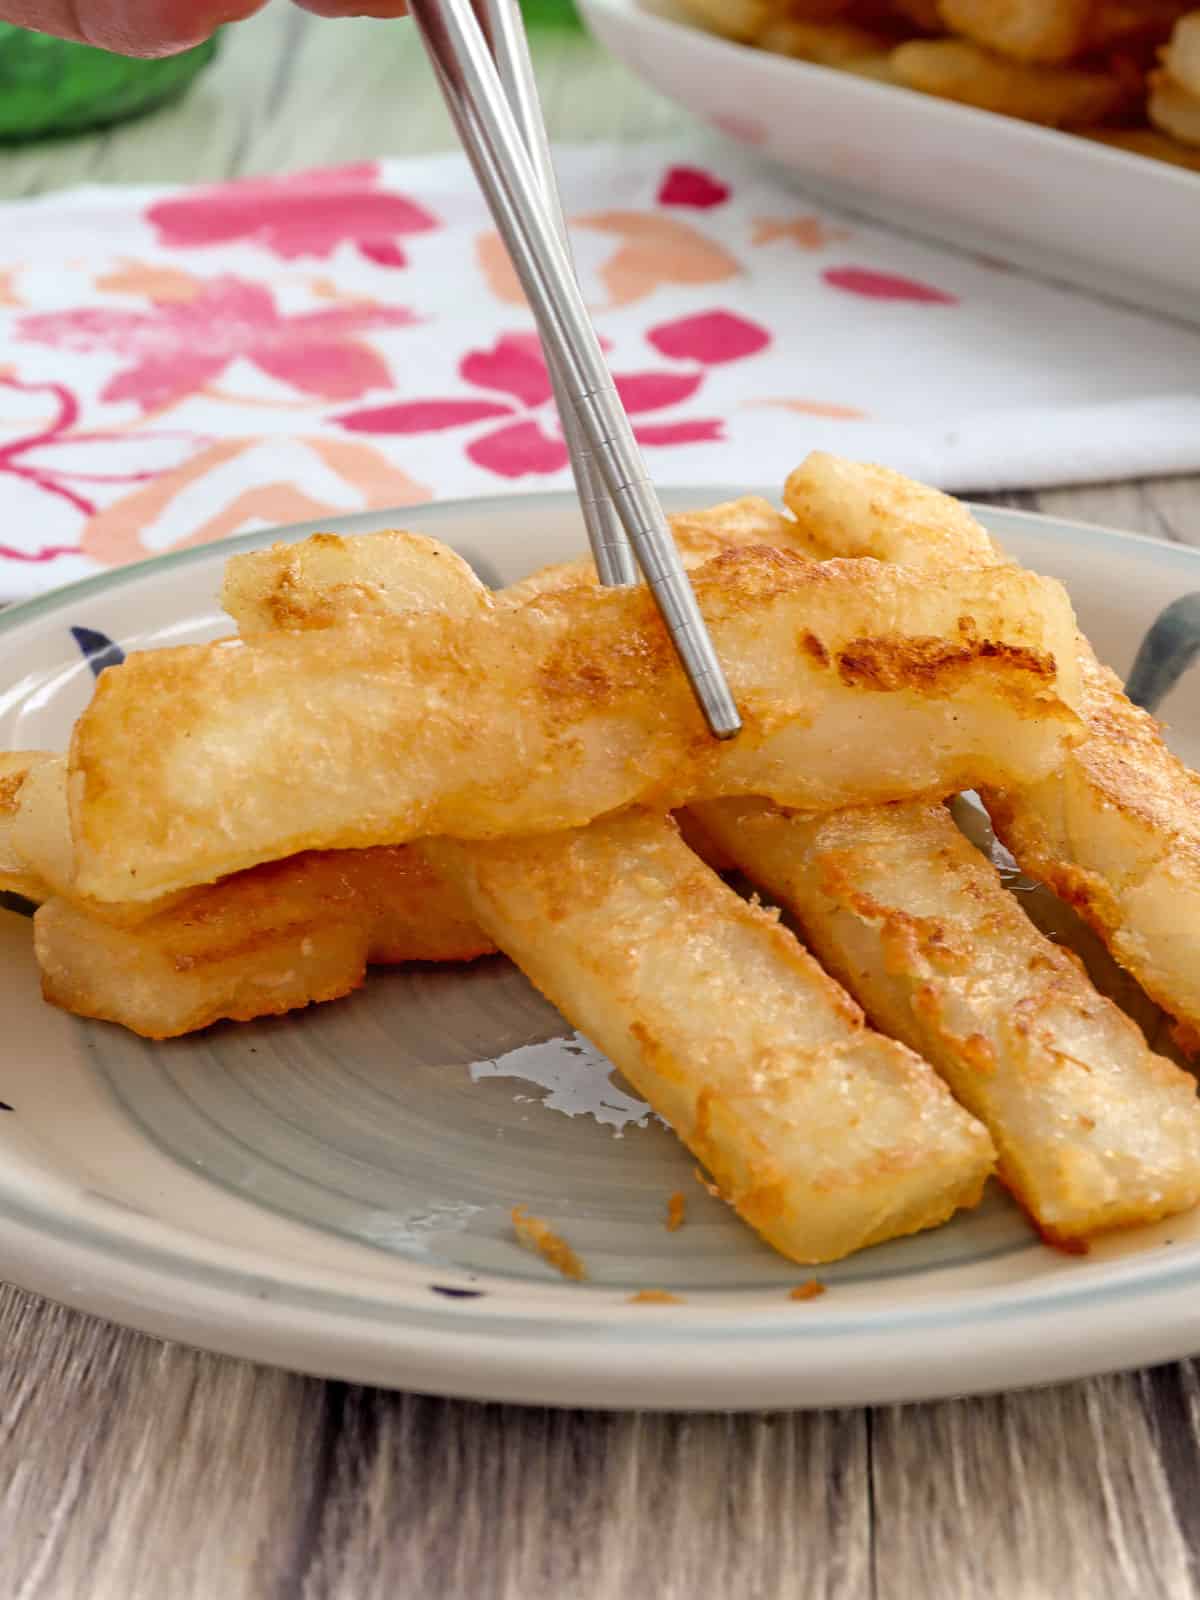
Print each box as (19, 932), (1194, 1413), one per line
(656, 165), (731, 209)
(0, 375), (196, 563)
(822, 267), (957, 304)
(18, 276), (415, 412)
(336, 328), (746, 480)
(146, 162), (440, 269)
(646, 310), (771, 365)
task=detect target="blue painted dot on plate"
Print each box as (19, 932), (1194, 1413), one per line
(70, 626), (125, 678)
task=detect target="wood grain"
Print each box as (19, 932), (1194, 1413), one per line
(2, 13), (1200, 1598)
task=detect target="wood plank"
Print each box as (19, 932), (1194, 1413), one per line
(0, 1282), (326, 1599)
(302, 1397), (870, 1599)
(870, 1379), (1194, 1600)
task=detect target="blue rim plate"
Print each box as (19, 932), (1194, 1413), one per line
(3, 488), (1200, 1411)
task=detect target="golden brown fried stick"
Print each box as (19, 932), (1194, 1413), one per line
(70, 549), (1082, 903)
(23, 531), (498, 1036)
(783, 450), (999, 566)
(429, 810), (995, 1265)
(984, 654), (1200, 1048)
(891, 38), (1135, 125)
(7, 754), (226, 934)
(1078, 123), (1200, 168)
(677, 0), (854, 41)
(19, 506), (754, 917)
(223, 527), (492, 640)
(675, 0), (775, 41)
(36, 846), (493, 1039)
(938, 0), (1093, 61)
(755, 16), (893, 64)
(939, 0), (1185, 64)
(1163, 10), (1200, 96)
(0, 753), (55, 902)
(784, 450), (1200, 1051)
(1149, 66), (1200, 144)
(694, 797), (1200, 1244)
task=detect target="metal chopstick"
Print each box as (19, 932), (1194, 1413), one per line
(472, 0), (637, 590)
(409, 0), (742, 739)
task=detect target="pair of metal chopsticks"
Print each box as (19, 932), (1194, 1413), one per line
(409, 0), (741, 740)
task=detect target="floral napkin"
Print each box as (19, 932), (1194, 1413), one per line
(2, 139), (1199, 597)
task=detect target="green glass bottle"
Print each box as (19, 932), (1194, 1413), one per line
(520, 0), (583, 30)
(0, 27), (218, 143)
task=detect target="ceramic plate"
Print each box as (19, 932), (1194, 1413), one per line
(580, 0), (1200, 326)
(5, 488), (1200, 1411)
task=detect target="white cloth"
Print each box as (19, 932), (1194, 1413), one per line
(0, 140), (1197, 597)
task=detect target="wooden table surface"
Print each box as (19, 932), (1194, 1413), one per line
(2, 12), (1200, 1597)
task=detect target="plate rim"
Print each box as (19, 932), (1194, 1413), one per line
(5, 486), (1200, 1409)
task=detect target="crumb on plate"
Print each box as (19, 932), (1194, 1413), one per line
(628, 1290), (685, 1304)
(789, 1280), (827, 1301)
(666, 1190), (687, 1231)
(511, 1205), (587, 1281)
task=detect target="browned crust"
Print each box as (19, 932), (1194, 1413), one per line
(984, 642), (1200, 1027)
(837, 635), (1056, 694)
(70, 547), (1082, 902)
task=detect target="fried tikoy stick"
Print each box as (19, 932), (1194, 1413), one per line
(70, 549), (1083, 903)
(35, 846), (492, 1039)
(8, 754), (225, 932)
(694, 798), (1200, 1243)
(891, 39), (1135, 127)
(1149, 66), (1200, 145)
(223, 527), (492, 640)
(0, 753), (55, 902)
(1080, 123), (1200, 169)
(937, 0), (1094, 62)
(939, 0), (1185, 64)
(14, 756), (494, 1036)
(677, 0), (853, 44)
(782, 451), (999, 567)
(427, 810), (995, 1264)
(755, 16), (893, 65)
(784, 450), (1200, 1050)
(21, 536), (497, 1036)
(23, 511), (748, 916)
(1164, 11), (1200, 98)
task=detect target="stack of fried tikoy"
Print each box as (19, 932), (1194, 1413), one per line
(8, 464), (1200, 1267)
(678, 0), (1200, 172)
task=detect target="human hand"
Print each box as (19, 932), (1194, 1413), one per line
(0, 0), (409, 59)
